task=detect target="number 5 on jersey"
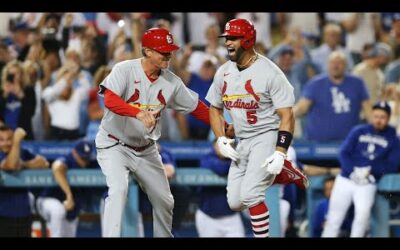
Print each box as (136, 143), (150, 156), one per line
(246, 110), (258, 124)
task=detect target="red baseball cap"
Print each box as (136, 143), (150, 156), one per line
(142, 28), (179, 53)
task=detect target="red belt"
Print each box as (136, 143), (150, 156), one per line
(108, 134), (154, 152)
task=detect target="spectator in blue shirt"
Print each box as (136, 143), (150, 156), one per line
(36, 139), (94, 237)
(195, 139), (245, 237)
(322, 101), (400, 237)
(0, 126), (49, 237)
(294, 51), (372, 142)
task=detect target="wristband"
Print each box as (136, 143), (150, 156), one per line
(276, 130), (293, 150)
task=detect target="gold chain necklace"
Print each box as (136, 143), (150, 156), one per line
(237, 54), (258, 69)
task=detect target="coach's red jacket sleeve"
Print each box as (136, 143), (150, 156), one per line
(190, 100), (229, 129)
(103, 88), (141, 117)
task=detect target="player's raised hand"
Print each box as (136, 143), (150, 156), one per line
(261, 151), (286, 174)
(217, 136), (239, 161)
(136, 110), (157, 128)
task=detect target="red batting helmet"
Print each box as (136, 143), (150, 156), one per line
(142, 28), (179, 53)
(219, 19), (256, 49)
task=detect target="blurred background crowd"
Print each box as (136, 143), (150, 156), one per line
(0, 12), (398, 143)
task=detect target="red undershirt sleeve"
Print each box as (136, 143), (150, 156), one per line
(190, 100), (229, 129)
(104, 88), (141, 117)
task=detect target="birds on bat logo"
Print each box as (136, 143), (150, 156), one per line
(126, 88), (166, 112)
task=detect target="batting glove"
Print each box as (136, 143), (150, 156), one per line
(217, 136), (239, 161)
(261, 151), (286, 175)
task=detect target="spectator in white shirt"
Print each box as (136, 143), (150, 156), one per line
(42, 59), (90, 140)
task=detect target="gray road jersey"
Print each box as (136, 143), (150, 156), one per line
(97, 58), (198, 147)
(206, 54), (294, 139)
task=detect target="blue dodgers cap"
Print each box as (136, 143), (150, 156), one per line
(74, 140), (93, 161)
(372, 101), (391, 116)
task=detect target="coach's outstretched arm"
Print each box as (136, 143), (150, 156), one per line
(190, 102), (234, 138)
(102, 88), (157, 128)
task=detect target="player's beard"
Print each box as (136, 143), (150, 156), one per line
(229, 46), (245, 63)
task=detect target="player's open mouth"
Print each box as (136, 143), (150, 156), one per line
(227, 48), (235, 55)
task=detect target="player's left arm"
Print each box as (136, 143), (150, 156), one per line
(275, 107), (295, 154)
(262, 72), (295, 174)
(269, 71), (296, 155)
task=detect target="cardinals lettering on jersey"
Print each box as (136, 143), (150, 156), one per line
(222, 80), (261, 110)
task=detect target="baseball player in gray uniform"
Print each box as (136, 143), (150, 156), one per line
(95, 27), (211, 237)
(206, 18), (309, 238)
